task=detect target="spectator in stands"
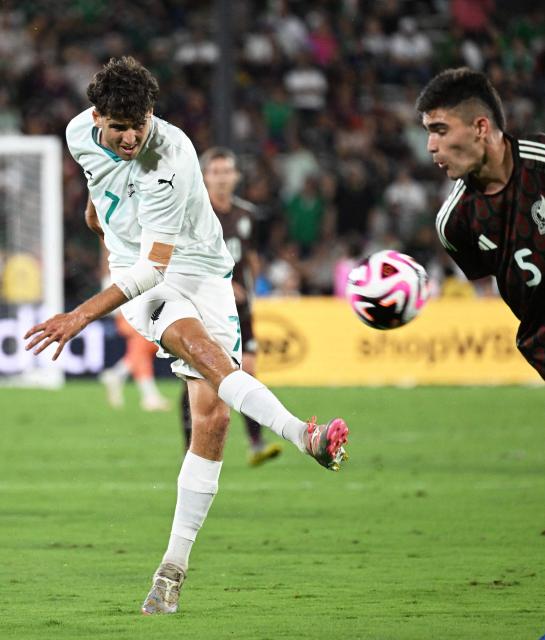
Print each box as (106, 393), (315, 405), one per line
(388, 16), (433, 84)
(451, 0), (495, 38)
(279, 135), (321, 200)
(5, 1), (545, 303)
(284, 175), (326, 257)
(262, 84), (295, 153)
(307, 10), (339, 67)
(334, 161), (377, 238)
(384, 167), (429, 242)
(267, 245), (303, 297)
(268, 0), (309, 60)
(283, 50), (328, 129)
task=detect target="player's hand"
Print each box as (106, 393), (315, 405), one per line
(24, 311), (88, 360)
(232, 281), (247, 304)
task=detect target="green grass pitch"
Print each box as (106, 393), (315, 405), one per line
(1, 382), (544, 640)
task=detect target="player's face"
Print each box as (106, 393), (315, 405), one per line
(422, 109), (485, 180)
(203, 157), (239, 199)
(92, 110), (152, 161)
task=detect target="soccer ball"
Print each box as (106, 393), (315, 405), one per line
(346, 250), (429, 330)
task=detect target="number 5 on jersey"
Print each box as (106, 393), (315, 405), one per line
(514, 248), (542, 287)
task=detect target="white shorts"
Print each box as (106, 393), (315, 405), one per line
(115, 271), (242, 379)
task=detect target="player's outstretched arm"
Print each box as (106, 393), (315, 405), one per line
(24, 284), (128, 360)
(25, 227), (176, 360)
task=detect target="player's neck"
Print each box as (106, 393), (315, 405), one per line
(210, 194), (232, 213)
(473, 135), (513, 195)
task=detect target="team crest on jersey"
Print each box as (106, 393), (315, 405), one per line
(151, 301), (166, 323)
(531, 195), (545, 235)
(237, 216), (251, 239)
(127, 183), (135, 198)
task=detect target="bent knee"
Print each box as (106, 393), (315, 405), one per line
(174, 332), (229, 369)
(184, 337), (216, 364)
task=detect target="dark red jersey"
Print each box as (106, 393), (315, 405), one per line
(215, 196), (258, 349)
(436, 133), (545, 378)
(215, 195), (257, 295)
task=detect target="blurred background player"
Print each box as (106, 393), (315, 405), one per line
(180, 147), (282, 465)
(98, 242), (171, 412)
(100, 313), (171, 411)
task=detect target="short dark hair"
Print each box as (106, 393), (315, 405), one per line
(199, 147), (238, 171)
(416, 67), (506, 131)
(87, 56), (159, 122)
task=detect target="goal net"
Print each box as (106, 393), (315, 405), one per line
(0, 136), (64, 387)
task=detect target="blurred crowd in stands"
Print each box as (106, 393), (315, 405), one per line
(2, 0), (545, 303)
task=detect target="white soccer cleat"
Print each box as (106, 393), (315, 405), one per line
(99, 369), (125, 408)
(141, 563), (185, 615)
(140, 395), (172, 412)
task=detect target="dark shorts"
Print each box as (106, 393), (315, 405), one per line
(238, 302), (256, 354)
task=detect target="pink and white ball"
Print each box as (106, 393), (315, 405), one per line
(346, 250), (429, 330)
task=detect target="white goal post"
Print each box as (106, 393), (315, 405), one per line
(0, 135), (64, 387)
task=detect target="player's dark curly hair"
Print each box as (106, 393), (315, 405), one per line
(416, 67), (506, 131)
(86, 56), (159, 122)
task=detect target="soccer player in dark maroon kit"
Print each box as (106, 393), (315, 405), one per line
(180, 147), (283, 464)
(416, 67), (545, 379)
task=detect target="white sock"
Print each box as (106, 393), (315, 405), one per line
(137, 377), (160, 399)
(111, 359), (130, 380)
(161, 451), (222, 572)
(218, 370), (307, 452)
(162, 533), (193, 572)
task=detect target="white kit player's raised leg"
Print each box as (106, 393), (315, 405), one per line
(218, 370), (349, 469)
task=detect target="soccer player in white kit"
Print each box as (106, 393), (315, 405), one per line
(24, 57), (349, 615)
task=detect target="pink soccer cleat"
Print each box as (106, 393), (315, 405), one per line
(304, 417), (349, 471)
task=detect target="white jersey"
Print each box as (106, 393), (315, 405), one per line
(66, 107), (234, 277)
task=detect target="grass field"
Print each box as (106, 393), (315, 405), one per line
(1, 381), (544, 640)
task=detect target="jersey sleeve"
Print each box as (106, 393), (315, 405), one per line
(441, 214), (490, 280)
(136, 146), (193, 234)
(435, 180), (489, 281)
(65, 108), (94, 165)
(65, 122), (80, 163)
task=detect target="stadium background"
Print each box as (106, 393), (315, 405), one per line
(2, 0), (545, 384)
(1, 3), (545, 640)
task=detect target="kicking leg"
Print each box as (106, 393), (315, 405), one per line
(161, 318), (348, 470)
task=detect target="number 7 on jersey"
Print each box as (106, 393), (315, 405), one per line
(104, 190), (120, 224)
